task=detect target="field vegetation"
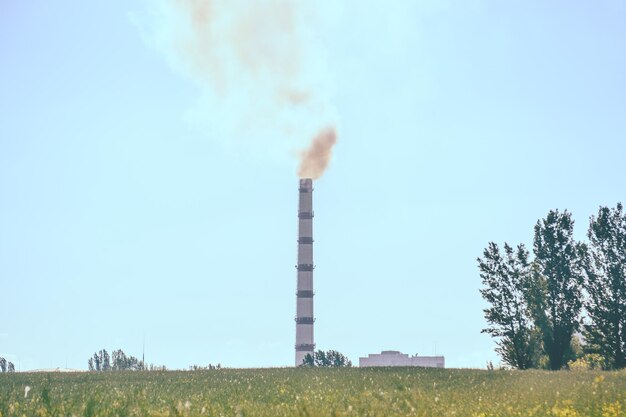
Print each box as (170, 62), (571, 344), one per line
(1, 368), (626, 417)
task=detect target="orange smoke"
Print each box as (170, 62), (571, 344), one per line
(172, 0), (226, 89)
(172, 0), (301, 94)
(298, 127), (337, 179)
(158, 0), (337, 179)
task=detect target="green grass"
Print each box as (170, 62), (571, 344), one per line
(1, 368), (625, 417)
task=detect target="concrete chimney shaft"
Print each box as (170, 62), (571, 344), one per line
(295, 178), (315, 366)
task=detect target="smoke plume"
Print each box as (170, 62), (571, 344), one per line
(298, 127), (337, 180)
(142, 0), (338, 178)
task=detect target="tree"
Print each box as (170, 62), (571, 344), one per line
(529, 209), (586, 370)
(300, 350), (352, 367)
(478, 242), (540, 369)
(112, 349), (144, 371)
(92, 352), (101, 371)
(100, 349), (111, 371)
(0, 357), (15, 373)
(301, 353), (315, 367)
(314, 350), (331, 367)
(326, 350), (352, 367)
(112, 349), (128, 370)
(583, 203), (626, 369)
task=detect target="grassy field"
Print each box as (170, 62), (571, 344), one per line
(1, 368), (626, 417)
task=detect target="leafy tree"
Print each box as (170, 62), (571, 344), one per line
(301, 350), (351, 367)
(583, 203), (626, 369)
(0, 357), (15, 373)
(100, 349), (111, 371)
(478, 242), (540, 369)
(112, 349), (128, 370)
(529, 209), (587, 370)
(301, 353), (315, 367)
(111, 349), (143, 371)
(314, 350), (331, 367)
(92, 352), (101, 371)
(326, 350), (352, 367)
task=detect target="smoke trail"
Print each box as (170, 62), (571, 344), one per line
(298, 127), (337, 180)
(140, 0), (338, 178)
(172, 0), (302, 96)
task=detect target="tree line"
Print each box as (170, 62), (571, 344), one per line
(189, 363), (222, 371)
(88, 349), (144, 371)
(479, 203), (626, 370)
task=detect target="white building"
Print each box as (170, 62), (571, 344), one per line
(359, 351), (445, 368)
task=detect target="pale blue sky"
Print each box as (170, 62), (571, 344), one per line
(1, 1), (625, 370)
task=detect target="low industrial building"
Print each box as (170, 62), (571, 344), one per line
(359, 351), (445, 368)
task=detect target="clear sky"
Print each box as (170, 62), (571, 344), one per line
(1, 1), (625, 371)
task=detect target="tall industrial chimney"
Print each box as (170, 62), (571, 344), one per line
(295, 178), (315, 366)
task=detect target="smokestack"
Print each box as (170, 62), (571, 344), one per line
(295, 178), (315, 366)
